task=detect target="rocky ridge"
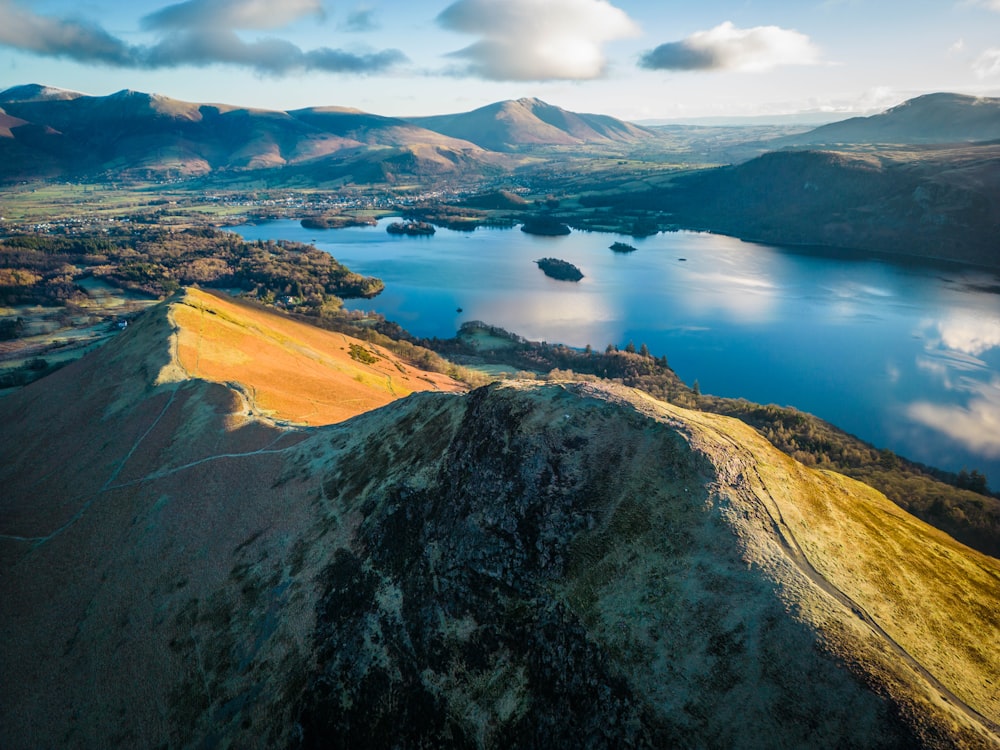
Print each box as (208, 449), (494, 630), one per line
(0, 291), (998, 748)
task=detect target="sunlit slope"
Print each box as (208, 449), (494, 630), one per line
(640, 391), (1000, 735)
(164, 287), (462, 425)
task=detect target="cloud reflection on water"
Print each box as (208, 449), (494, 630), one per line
(907, 377), (1000, 458)
(906, 313), (1000, 458)
(932, 311), (1000, 357)
(679, 270), (778, 323)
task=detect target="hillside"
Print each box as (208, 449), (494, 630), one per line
(165, 288), (462, 424)
(773, 93), (1000, 148)
(588, 144), (1000, 268)
(0, 85), (498, 183)
(1, 289), (998, 748)
(407, 97), (655, 151)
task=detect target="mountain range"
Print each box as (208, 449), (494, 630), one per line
(1, 287), (998, 748)
(0, 85), (653, 183)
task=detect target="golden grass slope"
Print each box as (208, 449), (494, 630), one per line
(609, 385), (1000, 743)
(163, 287), (462, 425)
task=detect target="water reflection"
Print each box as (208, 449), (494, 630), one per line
(907, 310), (1000, 459)
(680, 271), (778, 322)
(931, 311), (1000, 357)
(907, 377), (1000, 458)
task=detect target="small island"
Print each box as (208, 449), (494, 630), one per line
(301, 215), (376, 230)
(535, 257), (584, 282)
(386, 220), (436, 236)
(610, 241), (637, 253)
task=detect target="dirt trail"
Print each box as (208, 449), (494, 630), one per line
(709, 427), (1000, 740)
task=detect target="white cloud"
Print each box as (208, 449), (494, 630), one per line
(965, 0), (1000, 11)
(437, 0), (640, 81)
(143, 29), (406, 73)
(0, 0), (406, 75)
(0, 0), (136, 65)
(973, 47), (1000, 78)
(143, 0), (324, 31)
(639, 21), (820, 73)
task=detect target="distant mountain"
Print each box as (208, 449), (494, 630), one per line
(774, 93), (1000, 147)
(290, 106), (479, 148)
(614, 144), (1000, 268)
(0, 85), (658, 184)
(1, 287), (997, 747)
(0, 84), (498, 183)
(407, 97), (655, 151)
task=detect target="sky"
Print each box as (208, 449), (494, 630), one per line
(0, 0), (999, 121)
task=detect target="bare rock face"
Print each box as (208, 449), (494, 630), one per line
(1, 299), (998, 749)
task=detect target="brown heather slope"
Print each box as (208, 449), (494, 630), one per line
(0, 302), (998, 747)
(165, 287), (462, 425)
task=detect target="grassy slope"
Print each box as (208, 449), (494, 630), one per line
(165, 287), (463, 426)
(662, 395), (1000, 725)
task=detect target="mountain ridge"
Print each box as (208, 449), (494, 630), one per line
(771, 92), (1000, 147)
(0, 85), (499, 182)
(1, 287), (997, 748)
(0, 85), (651, 183)
(0, 85), (997, 184)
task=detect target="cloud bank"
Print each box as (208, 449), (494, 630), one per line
(437, 0), (639, 81)
(0, 0), (136, 65)
(0, 0), (406, 75)
(973, 48), (1000, 78)
(143, 0), (324, 31)
(639, 21), (820, 73)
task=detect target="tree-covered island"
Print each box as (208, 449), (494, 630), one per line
(535, 257), (584, 281)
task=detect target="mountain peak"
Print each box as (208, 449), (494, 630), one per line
(0, 83), (86, 103)
(106, 88), (147, 99)
(408, 97), (653, 151)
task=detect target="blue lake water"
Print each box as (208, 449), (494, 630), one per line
(233, 218), (1000, 483)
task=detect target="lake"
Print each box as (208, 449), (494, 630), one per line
(233, 218), (1000, 484)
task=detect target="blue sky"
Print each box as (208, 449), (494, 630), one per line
(1, 0), (998, 119)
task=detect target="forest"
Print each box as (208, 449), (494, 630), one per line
(0, 228), (383, 309)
